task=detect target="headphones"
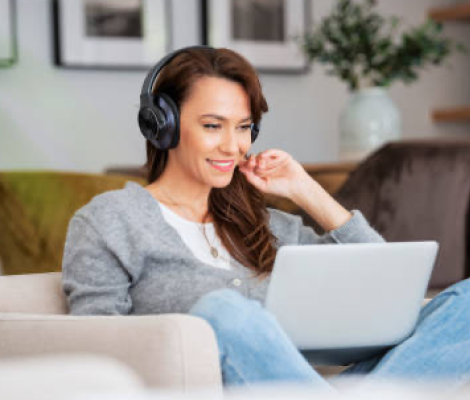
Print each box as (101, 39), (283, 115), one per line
(138, 45), (261, 151)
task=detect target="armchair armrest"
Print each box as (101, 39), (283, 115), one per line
(0, 313), (222, 392)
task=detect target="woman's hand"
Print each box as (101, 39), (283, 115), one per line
(238, 149), (309, 199)
(239, 148), (353, 231)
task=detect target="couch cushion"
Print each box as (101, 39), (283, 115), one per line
(0, 272), (67, 314)
(0, 171), (145, 275)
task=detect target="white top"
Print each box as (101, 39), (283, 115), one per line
(157, 201), (234, 270)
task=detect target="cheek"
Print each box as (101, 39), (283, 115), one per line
(196, 133), (219, 153)
(181, 127), (252, 158)
(240, 134), (252, 152)
(181, 127), (214, 154)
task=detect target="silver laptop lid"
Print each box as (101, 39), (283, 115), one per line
(265, 241), (438, 351)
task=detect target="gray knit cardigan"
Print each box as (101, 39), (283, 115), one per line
(62, 181), (385, 315)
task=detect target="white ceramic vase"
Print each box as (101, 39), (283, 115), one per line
(339, 87), (401, 157)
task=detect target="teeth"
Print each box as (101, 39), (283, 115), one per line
(209, 160), (232, 166)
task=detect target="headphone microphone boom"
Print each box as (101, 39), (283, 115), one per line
(138, 45), (261, 151)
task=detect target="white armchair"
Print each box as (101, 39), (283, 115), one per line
(0, 272), (222, 391)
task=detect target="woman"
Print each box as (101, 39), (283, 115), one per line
(62, 47), (470, 391)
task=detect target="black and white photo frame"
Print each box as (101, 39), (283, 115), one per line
(203, 0), (311, 73)
(0, 0), (17, 67)
(52, 0), (173, 69)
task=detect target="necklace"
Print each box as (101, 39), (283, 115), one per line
(197, 222), (219, 259)
(157, 187), (219, 259)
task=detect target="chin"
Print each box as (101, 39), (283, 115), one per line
(209, 174), (235, 189)
(211, 179), (233, 189)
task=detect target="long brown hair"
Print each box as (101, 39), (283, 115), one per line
(146, 47), (279, 278)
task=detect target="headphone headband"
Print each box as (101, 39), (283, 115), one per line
(140, 45), (214, 97)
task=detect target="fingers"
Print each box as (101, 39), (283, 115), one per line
(240, 153), (256, 169)
(256, 152), (289, 171)
(256, 149), (286, 162)
(240, 154), (264, 171)
(254, 157), (289, 177)
(241, 150), (287, 168)
(239, 149), (290, 179)
(238, 159), (268, 191)
(239, 151), (289, 178)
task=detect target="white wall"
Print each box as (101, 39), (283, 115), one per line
(0, 0), (469, 173)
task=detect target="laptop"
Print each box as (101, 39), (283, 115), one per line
(264, 241), (439, 366)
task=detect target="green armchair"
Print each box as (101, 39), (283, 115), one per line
(0, 171), (145, 275)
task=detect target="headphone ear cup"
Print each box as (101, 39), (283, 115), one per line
(138, 96), (166, 146)
(251, 121), (260, 143)
(157, 93), (180, 149)
(144, 92), (180, 150)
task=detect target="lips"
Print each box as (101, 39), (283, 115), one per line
(207, 159), (235, 172)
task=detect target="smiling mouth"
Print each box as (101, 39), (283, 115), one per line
(207, 159), (234, 166)
(206, 159), (235, 171)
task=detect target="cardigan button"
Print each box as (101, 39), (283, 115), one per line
(232, 278), (242, 287)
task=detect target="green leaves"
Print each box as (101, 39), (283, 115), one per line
(299, 0), (466, 91)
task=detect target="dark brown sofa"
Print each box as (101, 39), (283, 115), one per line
(304, 139), (470, 289)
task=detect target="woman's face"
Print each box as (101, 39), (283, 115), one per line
(172, 76), (253, 189)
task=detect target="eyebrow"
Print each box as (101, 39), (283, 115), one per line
(199, 114), (253, 123)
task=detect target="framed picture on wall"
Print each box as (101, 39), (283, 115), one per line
(0, 0), (17, 67)
(203, 0), (311, 73)
(52, 0), (172, 69)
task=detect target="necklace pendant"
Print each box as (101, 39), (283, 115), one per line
(210, 247), (219, 258)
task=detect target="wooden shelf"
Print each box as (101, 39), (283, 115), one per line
(432, 106), (470, 122)
(429, 3), (470, 22)
(302, 161), (358, 173)
(428, 5), (470, 122)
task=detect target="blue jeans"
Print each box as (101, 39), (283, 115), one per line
(189, 277), (470, 392)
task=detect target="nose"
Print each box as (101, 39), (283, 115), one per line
(219, 127), (239, 154)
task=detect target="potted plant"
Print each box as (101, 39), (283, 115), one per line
(299, 0), (466, 156)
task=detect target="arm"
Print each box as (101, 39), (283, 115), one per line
(240, 149), (385, 244)
(292, 174), (353, 233)
(62, 214), (133, 315)
(268, 206), (385, 246)
(297, 209), (385, 244)
(292, 173), (385, 244)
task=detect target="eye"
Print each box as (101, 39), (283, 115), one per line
(203, 123), (221, 131)
(238, 124), (252, 131)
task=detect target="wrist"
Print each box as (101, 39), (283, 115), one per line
(291, 172), (324, 207)
(290, 174), (353, 232)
